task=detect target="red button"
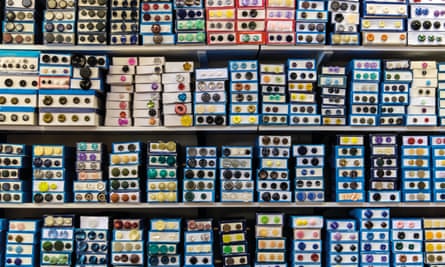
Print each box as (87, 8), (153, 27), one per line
(178, 83), (185, 90)
(114, 220), (123, 229)
(153, 3), (159, 9)
(297, 255), (303, 261)
(408, 137), (415, 144)
(311, 254), (319, 262)
(418, 139), (423, 144)
(142, 3), (149, 10)
(124, 221), (132, 229)
(425, 118), (429, 122)
(163, 4), (169, 9)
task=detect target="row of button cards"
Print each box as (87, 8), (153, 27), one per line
(260, 63), (286, 125)
(369, 134), (401, 203)
(320, 63), (346, 125)
(194, 67), (227, 126)
(112, 218), (144, 265)
(74, 142), (106, 202)
(330, 0), (359, 45)
(184, 219), (213, 267)
(141, 1), (175, 45)
(402, 136), (431, 202)
(255, 213), (285, 266)
(78, 0), (107, 45)
(75, 216), (109, 266)
(43, 0), (75, 45)
(147, 141), (178, 202)
(148, 218), (179, 266)
(176, 0), (205, 44)
(291, 216), (322, 266)
(109, 141), (142, 203)
(297, 0), (327, 45)
(257, 136), (291, 202)
(326, 217), (358, 265)
(294, 144), (324, 202)
(0, 50), (39, 126)
(3, 0), (37, 44)
(335, 135), (365, 202)
(349, 59), (380, 126)
(32, 145), (71, 203)
(229, 60), (259, 126)
(111, 0), (139, 45)
(288, 59), (321, 126)
(4, 218), (38, 267)
(220, 146), (254, 202)
(183, 146), (216, 202)
(41, 215), (75, 266)
(351, 208), (391, 266)
(394, 217), (422, 266)
(424, 218), (445, 264)
(206, 0), (232, 45)
(0, 144), (29, 203)
(220, 218), (249, 267)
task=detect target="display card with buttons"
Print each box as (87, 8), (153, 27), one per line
(401, 136), (432, 202)
(219, 218), (249, 267)
(288, 58), (321, 125)
(260, 64), (287, 125)
(320, 64), (347, 125)
(392, 217), (423, 265)
(148, 218), (179, 266)
(141, 1), (175, 45)
(194, 67), (228, 126)
(163, 61), (194, 127)
(111, 0), (139, 45)
(220, 146), (254, 202)
(229, 60), (259, 126)
(183, 146), (216, 202)
(334, 135), (365, 202)
(236, 0), (264, 45)
(3, 0), (38, 44)
(147, 141), (178, 202)
(0, 143), (30, 203)
(329, 0), (359, 45)
(407, 61), (438, 126)
(74, 142), (106, 203)
(109, 141), (143, 203)
(177, 0), (205, 44)
(326, 218), (359, 266)
(75, 216), (109, 266)
(106, 57), (137, 127)
(4, 218), (39, 267)
(184, 219), (213, 267)
(438, 62), (445, 125)
(348, 59), (380, 126)
(206, 0), (234, 44)
(257, 135), (291, 202)
(379, 59), (410, 126)
(424, 218), (445, 264)
(134, 57), (164, 126)
(112, 218), (144, 266)
(291, 215), (323, 266)
(77, 0), (108, 45)
(265, 0), (294, 45)
(255, 213), (285, 265)
(40, 214), (74, 266)
(32, 145), (72, 204)
(351, 208), (391, 267)
(368, 134), (401, 203)
(408, 2), (445, 46)
(362, 0), (407, 46)
(293, 144), (324, 202)
(296, 0), (326, 45)
(0, 51), (39, 126)
(43, 0), (76, 45)
(431, 136), (445, 201)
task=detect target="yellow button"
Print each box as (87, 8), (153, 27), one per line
(122, 155), (130, 163)
(379, 21), (385, 27)
(427, 243), (435, 252)
(426, 231), (434, 240)
(232, 116), (241, 124)
(167, 192), (176, 202)
(39, 182), (49, 192)
(116, 232), (123, 239)
(111, 155), (121, 164)
(196, 106), (205, 114)
(248, 116), (257, 123)
(50, 183), (57, 190)
(167, 182), (176, 191)
(44, 146), (54, 155)
(129, 229), (140, 240)
(157, 192), (166, 202)
(154, 221), (165, 231)
(363, 20), (370, 28)
(54, 147), (62, 155)
(222, 235), (231, 243)
(34, 146), (44, 156)
(180, 115), (193, 127)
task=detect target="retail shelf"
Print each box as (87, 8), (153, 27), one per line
(0, 202), (444, 209)
(259, 126), (445, 132)
(0, 125), (258, 133)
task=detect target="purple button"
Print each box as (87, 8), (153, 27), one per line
(375, 136), (383, 144)
(89, 154), (96, 161)
(78, 152), (87, 161)
(330, 222), (338, 230)
(366, 255), (374, 263)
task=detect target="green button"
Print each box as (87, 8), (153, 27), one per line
(160, 169), (167, 177)
(355, 73), (361, 79)
(42, 241), (53, 251)
(168, 245), (175, 252)
(242, 35), (250, 42)
(196, 20), (204, 29)
(429, 35), (435, 41)
(50, 256), (58, 264)
(186, 34), (194, 41)
(223, 246), (232, 254)
(394, 74), (400, 80)
(179, 35), (185, 41)
(151, 157), (157, 163)
(197, 32), (205, 42)
(370, 73), (377, 80)
(178, 22), (184, 29)
(185, 192), (195, 201)
(386, 74), (391, 80)
(261, 216), (269, 224)
(363, 73), (369, 79)
(376, 158), (384, 166)
(43, 255), (50, 261)
(237, 245), (244, 252)
(131, 169), (137, 175)
(253, 35), (259, 41)
(168, 170), (175, 177)
(54, 241), (64, 251)
(160, 245), (168, 254)
(111, 180), (120, 189)
(408, 244), (415, 250)
(148, 169), (157, 178)
(273, 216), (281, 223)
(396, 243), (403, 250)
(122, 168), (130, 176)
(159, 156), (166, 164)
(122, 181), (129, 189)
(147, 100), (155, 108)
(186, 21), (193, 29)
(167, 156), (176, 166)
(91, 143), (98, 150)
(418, 35), (426, 42)
(149, 244), (159, 254)
(111, 168), (120, 177)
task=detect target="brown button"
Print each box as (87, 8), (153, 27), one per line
(415, 159), (424, 167)
(151, 24), (161, 33)
(3, 33), (13, 43)
(122, 194), (129, 202)
(110, 193), (119, 203)
(131, 194), (137, 201)
(153, 34), (163, 44)
(15, 35), (24, 44)
(428, 255), (435, 262)
(130, 254), (140, 263)
(399, 255), (407, 262)
(418, 170), (425, 178)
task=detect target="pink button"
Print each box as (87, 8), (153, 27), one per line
(128, 58), (136, 66)
(309, 219), (317, 226)
(349, 234), (356, 240)
(120, 76), (126, 82)
(296, 230), (305, 239)
(119, 102), (127, 109)
(79, 172), (88, 180)
(422, 62), (428, 69)
(408, 222), (416, 228)
(312, 231), (319, 238)
(10, 224), (15, 229)
(396, 222), (404, 228)
(334, 232), (342, 241)
(17, 223), (25, 230)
